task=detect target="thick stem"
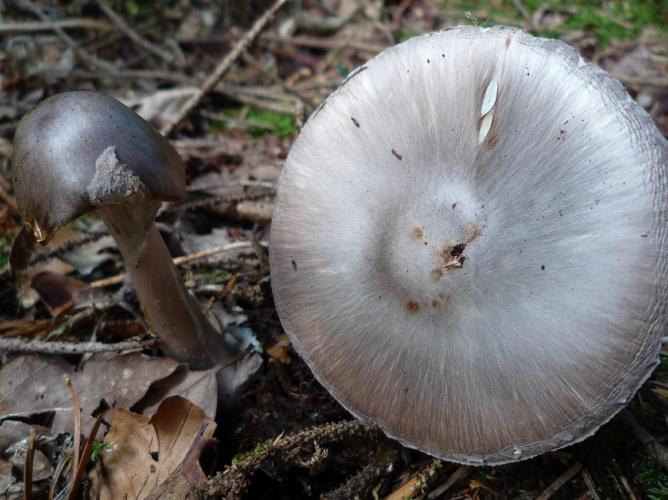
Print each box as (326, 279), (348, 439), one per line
(99, 204), (231, 369)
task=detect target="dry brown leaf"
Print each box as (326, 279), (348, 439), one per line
(30, 271), (88, 316)
(0, 355), (73, 419)
(0, 421), (50, 450)
(93, 395), (216, 500)
(0, 459), (15, 497)
(51, 353), (180, 434)
(134, 364), (218, 420)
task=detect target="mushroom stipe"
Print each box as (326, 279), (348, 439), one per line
(270, 26), (668, 465)
(12, 92), (260, 402)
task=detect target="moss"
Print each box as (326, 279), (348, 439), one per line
(636, 458), (668, 499)
(208, 270), (232, 283)
(232, 442), (268, 465)
(334, 62), (349, 78)
(393, 27), (416, 42)
(450, 0), (667, 47)
(210, 107), (297, 137)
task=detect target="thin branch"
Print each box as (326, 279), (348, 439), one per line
(95, 0), (175, 64)
(0, 337), (156, 354)
(90, 240), (261, 288)
(203, 420), (377, 498)
(160, 0), (291, 136)
(69, 411), (106, 500)
(261, 32), (385, 54)
(23, 428), (37, 500)
(536, 462), (584, 500)
(17, 0), (118, 74)
(64, 378), (81, 500)
(0, 18), (114, 34)
(427, 465), (472, 499)
(621, 409), (668, 471)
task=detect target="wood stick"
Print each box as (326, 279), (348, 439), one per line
(0, 337), (156, 354)
(536, 462), (584, 500)
(90, 240), (258, 288)
(160, 0), (291, 136)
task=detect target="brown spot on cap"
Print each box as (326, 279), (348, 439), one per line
(488, 134), (498, 148)
(406, 300), (420, 313)
(451, 243), (467, 258)
(391, 149), (403, 160)
(464, 224), (482, 243)
(411, 226), (425, 241)
(505, 37), (512, 47)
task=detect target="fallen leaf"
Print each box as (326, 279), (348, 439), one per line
(0, 421), (50, 451)
(51, 353), (180, 434)
(0, 355), (73, 420)
(93, 396), (216, 500)
(30, 271), (88, 316)
(0, 459), (15, 497)
(6, 439), (52, 482)
(135, 364), (219, 420)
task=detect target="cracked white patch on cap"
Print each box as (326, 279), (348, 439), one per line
(87, 146), (148, 206)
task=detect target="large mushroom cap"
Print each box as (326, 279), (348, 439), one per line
(12, 91), (184, 237)
(270, 27), (668, 465)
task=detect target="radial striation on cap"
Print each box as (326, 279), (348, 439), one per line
(270, 26), (668, 465)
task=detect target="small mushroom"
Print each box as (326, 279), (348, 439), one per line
(270, 27), (668, 464)
(11, 91), (231, 370)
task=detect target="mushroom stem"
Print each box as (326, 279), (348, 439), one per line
(99, 204), (231, 369)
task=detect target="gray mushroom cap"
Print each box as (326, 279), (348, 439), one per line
(12, 91), (184, 239)
(270, 26), (668, 465)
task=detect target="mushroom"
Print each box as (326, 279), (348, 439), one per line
(270, 27), (668, 464)
(11, 91), (231, 370)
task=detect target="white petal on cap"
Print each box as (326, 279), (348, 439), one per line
(270, 27), (668, 465)
(480, 78), (497, 117)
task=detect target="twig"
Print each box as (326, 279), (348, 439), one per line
(0, 18), (114, 34)
(64, 378), (82, 499)
(427, 465), (472, 499)
(241, 51), (310, 125)
(160, 0), (291, 136)
(0, 337), (156, 354)
(68, 410), (106, 500)
(17, 0), (118, 74)
(49, 449), (72, 500)
(95, 0), (174, 64)
(322, 447), (398, 500)
(621, 409), (668, 470)
(90, 241), (260, 288)
(581, 467), (602, 500)
(536, 462), (584, 500)
(386, 458), (444, 500)
(203, 420), (377, 498)
(71, 68), (193, 83)
(262, 32), (385, 54)
(24, 428), (37, 500)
